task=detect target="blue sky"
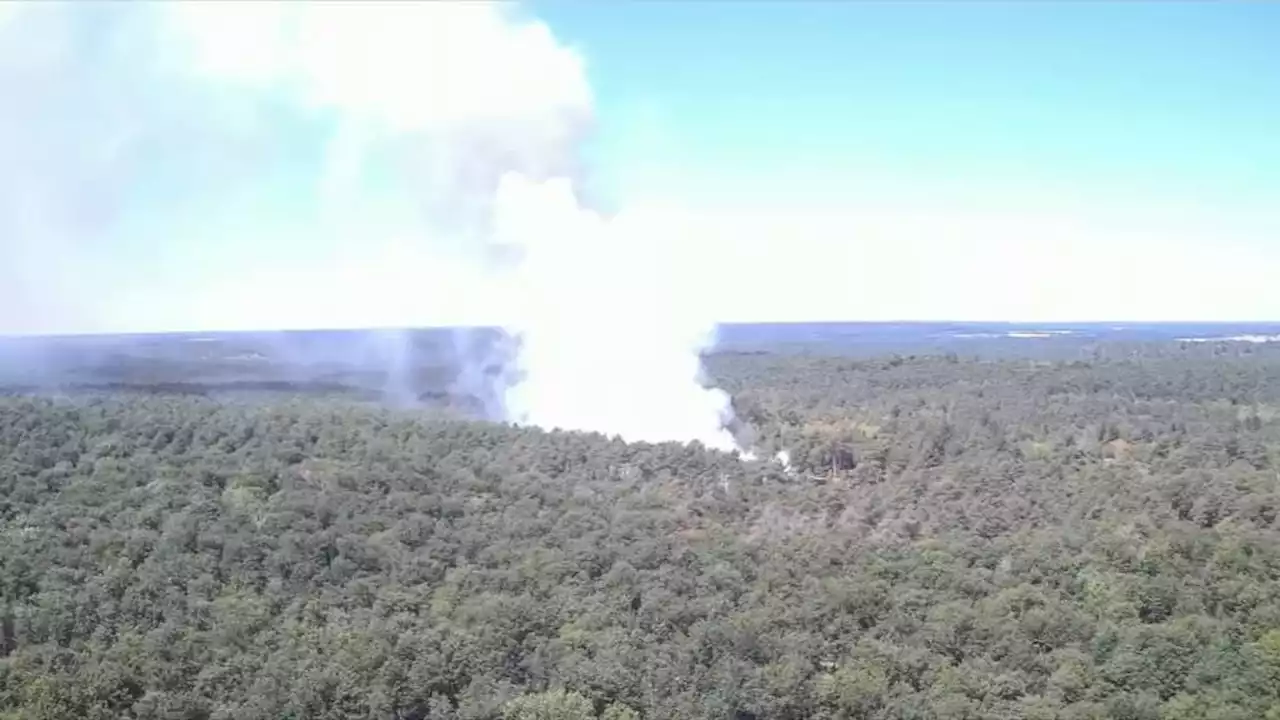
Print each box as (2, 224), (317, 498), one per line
(3, 2), (1279, 334)
(514, 1), (1280, 321)
(536, 1), (1279, 214)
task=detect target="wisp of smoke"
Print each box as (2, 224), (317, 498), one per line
(0, 2), (740, 451)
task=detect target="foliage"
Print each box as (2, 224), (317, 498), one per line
(3, 349), (1280, 718)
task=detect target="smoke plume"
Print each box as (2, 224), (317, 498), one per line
(0, 2), (739, 450)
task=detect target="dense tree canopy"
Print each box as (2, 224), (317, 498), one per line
(3, 347), (1280, 719)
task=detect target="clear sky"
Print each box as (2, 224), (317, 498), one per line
(530, 1), (1280, 322)
(533, 2), (1278, 205)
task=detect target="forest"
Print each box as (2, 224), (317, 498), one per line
(3, 336), (1280, 719)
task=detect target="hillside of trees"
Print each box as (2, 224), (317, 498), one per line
(3, 346), (1280, 719)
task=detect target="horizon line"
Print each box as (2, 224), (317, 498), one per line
(6, 319), (1280, 342)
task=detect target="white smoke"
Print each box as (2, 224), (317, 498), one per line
(774, 450), (792, 471)
(0, 2), (739, 450)
(493, 174), (735, 449)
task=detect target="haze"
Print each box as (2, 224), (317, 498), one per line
(4, 4), (1280, 715)
(4, 2), (1279, 335)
